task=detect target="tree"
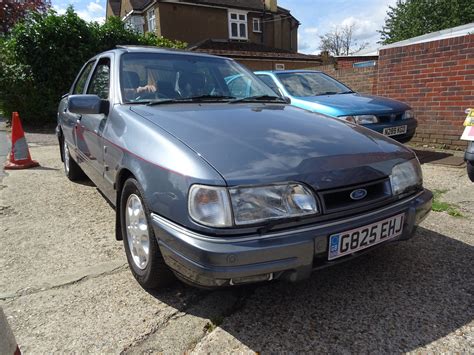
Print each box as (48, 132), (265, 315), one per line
(0, 7), (186, 126)
(319, 24), (369, 56)
(0, 0), (50, 35)
(379, 0), (474, 44)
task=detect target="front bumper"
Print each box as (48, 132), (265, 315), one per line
(364, 118), (417, 142)
(152, 189), (432, 287)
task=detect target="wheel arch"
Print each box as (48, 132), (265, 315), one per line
(115, 168), (136, 240)
(57, 126), (64, 162)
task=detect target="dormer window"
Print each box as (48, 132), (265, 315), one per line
(228, 10), (248, 40)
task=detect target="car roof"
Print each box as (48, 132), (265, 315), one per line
(94, 46), (232, 60)
(255, 69), (323, 74)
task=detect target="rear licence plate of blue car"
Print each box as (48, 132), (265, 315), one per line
(383, 125), (407, 136)
(328, 213), (405, 260)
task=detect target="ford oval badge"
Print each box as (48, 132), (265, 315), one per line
(350, 189), (367, 200)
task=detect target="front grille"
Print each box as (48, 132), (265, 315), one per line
(318, 179), (392, 214)
(376, 112), (404, 123)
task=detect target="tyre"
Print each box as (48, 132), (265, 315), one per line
(467, 161), (474, 182)
(62, 139), (85, 181)
(120, 178), (174, 289)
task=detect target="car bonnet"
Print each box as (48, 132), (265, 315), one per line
(131, 103), (415, 189)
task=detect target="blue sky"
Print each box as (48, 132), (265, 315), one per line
(52, 0), (396, 54)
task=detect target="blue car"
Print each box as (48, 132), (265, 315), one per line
(255, 70), (417, 143)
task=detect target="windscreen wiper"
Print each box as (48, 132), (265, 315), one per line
(147, 95), (235, 106)
(229, 95), (286, 104)
(186, 94), (235, 101)
(338, 91), (354, 94)
(147, 99), (184, 106)
(316, 91), (339, 96)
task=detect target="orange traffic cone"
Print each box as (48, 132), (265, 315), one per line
(4, 112), (39, 170)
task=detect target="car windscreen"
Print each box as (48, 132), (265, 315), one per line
(276, 72), (352, 97)
(120, 52), (277, 103)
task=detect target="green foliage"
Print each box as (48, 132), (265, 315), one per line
(379, 0), (474, 44)
(0, 7), (186, 126)
(431, 189), (464, 217)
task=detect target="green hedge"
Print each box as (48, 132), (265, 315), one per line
(0, 7), (186, 126)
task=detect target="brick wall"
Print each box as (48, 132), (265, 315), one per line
(315, 64), (378, 95)
(238, 59), (323, 71)
(336, 56), (379, 69)
(376, 34), (474, 149)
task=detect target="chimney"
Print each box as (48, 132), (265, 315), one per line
(264, 0), (277, 12)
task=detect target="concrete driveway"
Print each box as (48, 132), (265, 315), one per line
(0, 130), (473, 353)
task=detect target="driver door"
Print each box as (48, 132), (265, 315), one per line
(75, 57), (111, 188)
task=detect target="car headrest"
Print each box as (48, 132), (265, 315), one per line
(122, 71), (140, 89)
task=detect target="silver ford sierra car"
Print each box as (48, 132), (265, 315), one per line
(57, 46), (432, 289)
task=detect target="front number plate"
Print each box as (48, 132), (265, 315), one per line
(383, 125), (407, 136)
(328, 213), (405, 260)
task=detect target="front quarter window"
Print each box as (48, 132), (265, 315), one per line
(72, 61), (95, 94)
(87, 58), (111, 99)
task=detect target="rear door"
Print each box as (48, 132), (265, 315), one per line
(75, 56), (111, 187)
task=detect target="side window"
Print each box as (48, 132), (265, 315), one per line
(72, 61), (95, 94)
(257, 75), (281, 96)
(87, 58), (111, 99)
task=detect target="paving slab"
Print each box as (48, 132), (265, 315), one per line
(0, 136), (473, 353)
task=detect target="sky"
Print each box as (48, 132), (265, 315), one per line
(51, 0), (397, 54)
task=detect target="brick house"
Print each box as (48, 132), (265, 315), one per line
(106, 0), (299, 52)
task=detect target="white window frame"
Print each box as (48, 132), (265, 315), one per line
(252, 18), (261, 33)
(275, 63), (286, 70)
(124, 15), (144, 34)
(147, 8), (156, 33)
(228, 10), (248, 40)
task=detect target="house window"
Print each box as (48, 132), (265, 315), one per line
(228, 11), (248, 40)
(147, 8), (156, 33)
(275, 63), (285, 70)
(125, 15), (144, 34)
(353, 60), (377, 68)
(252, 18), (261, 33)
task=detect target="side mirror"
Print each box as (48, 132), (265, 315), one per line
(68, 95), (109, 115)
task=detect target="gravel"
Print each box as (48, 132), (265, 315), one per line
(0, 135), (472, 353)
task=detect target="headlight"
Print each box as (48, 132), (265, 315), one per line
(402, 110), (415, 120)
(340, 115), (379, 124)
(229, 183), (318, 225)
(390, 159), (423, 196)
(188, 185), (232, 227)
(188, 183), (318, 227)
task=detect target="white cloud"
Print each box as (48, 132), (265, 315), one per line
(77, 1), (105, 23)
(53, 5), (67, 15)
(304, 27), (319, 35)
(287, 0), (397, 54)
(53, 0), (105, 23)
(87, 1), (104, 13)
